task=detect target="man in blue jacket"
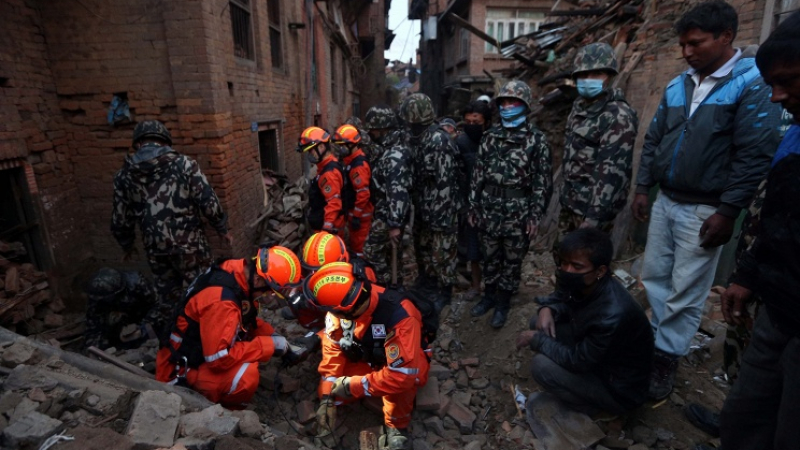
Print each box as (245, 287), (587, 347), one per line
(630, 0), (783, 400)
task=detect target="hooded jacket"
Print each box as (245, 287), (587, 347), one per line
(111, 143), (228, 255)
(635, 49), (782, 217)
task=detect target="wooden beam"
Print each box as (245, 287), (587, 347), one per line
(447, 13), (499, 48)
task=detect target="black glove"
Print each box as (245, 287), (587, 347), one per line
(281, 342), (309, 367)
(350, 216), (361, 231)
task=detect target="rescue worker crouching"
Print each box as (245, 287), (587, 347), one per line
(333, 124), (373, 257)
(155, 246), (304, 408)
(297, 127), (345, 234)
(307, 262), (430, 450)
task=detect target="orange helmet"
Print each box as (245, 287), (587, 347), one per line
(300, 232), (349, 271)
(255, 246), (302, 292)
(302, 262), (370, 318)
(297, 126), (331, 153)
(333, 124), (362, 145)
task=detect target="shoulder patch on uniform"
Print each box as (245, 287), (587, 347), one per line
(387, 344), (400, 360)
(324, 184), (332, 193)
(390, 357), (405, 368)
(371, 324), (386, 338)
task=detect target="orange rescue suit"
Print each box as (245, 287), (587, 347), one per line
(342, 148), (373, 255)
(307, 154), (345, 233)
(318, 285), (429, 429)
(155, 259), (279, 408)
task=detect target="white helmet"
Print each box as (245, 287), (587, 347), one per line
(476, 95), (491, 103)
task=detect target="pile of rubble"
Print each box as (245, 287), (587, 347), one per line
(0, 241), (66, 337)
(253, 170), (309, 252)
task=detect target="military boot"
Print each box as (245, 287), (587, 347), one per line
(433, 285), (453, 314)
(491, 290), (512, 329)
(470, 284), (497, 317)
(648, 350), (679, 400)
(380, 427), (410, 450)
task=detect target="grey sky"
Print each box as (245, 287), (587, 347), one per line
(385, 1), (420, 63)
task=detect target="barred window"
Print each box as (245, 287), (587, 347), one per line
(230, 0), (254, 60)
(268, 0), (283, 68)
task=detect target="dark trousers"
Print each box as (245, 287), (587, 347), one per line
(720, 311), (800, 450)
(529, 316), (627, 415)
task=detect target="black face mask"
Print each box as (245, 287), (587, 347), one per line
(409, 123), (427, 138)
(555, 268), (594, 297)
(463, 124), (484, 143)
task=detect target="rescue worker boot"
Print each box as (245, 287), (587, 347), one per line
(433, 284), (453, 314)
(470, 284), (497, 317)
(379, 427), (410, 450)
(491, 290), (512, 329)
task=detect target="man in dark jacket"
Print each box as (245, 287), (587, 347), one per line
(111, 120), (231, 335)
(516, 229), (653, 415)
(716, 11), (800, 450)
(630, 1), (783, 400)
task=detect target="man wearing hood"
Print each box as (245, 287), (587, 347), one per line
(517, 228), (653, 415)
(111, 120), (230, 336)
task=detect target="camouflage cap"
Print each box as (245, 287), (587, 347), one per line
(344, 116), (364, 128)
(496, 80), (533, 110)
(573, 43), (619, 76)
(132, 120), (173, 146)
(365, 106), (399, 130)
(85, 268), (125, 301)
(399, 93), (435, 125)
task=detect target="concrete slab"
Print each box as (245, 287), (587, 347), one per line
(125, 390), (182, 449)
(524, 392), (605, 450)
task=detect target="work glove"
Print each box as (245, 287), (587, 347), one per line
(331, 377), (352, 399)
(316, 396), (337, 435)
(350, 216), (361, 231)
(270, 335), (288, 356)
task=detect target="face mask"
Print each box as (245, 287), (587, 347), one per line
(499, 104), (527, 128)
(306, 148), (323, 164)
(410, 123), (427, 138)
(576, 78), (605, 99)
(463, 124), (484, 143)
(555, 268), (594, 296)
(369, 131), (384, 145)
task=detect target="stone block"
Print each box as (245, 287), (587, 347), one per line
(446, 401), (475, 434)
(9, 398), (40, 423)
(423, 416), (444, 437)
(434, 394), (451, 418)
(295, 400), (316, 424)
(3, 411), (63, 448)
(180, 404), (240, 438)
(415, 377), (440, 411)
(525, 392), (604, 450)
(459, 357), (479, 367)
(428, 363), (450, 381)
(125, 391), (182, 449)
(2, 341), (37, 367)
(231, 410), (263, 438)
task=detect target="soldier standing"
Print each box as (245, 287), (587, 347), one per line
(362, 106), (414, 286)
(84, 267), (156, 350)
(401, 93), (462, 312)
(297, 126), (346, 234)
(111, 120), (230, 335)
(469, 80), (553, 328)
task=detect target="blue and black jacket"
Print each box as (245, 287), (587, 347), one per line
(635, 52), (783, 217)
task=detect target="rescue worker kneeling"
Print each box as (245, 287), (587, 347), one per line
(307, 262), (430, 450)
(155, 246), (303, 408)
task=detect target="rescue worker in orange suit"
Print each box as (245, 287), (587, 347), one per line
(306, 262), (429, 450)
(297, 127), (345, 234)
(333, 124), (373, 257)
(155, 246), (304, 408)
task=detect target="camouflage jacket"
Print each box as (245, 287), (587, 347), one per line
(470, 121), (553, 236)
(111, 144), (228, 256)
(560, 88), (638, 224)
(371, 129), (414, 228)
(85, 271), (156, 348)
(411, 125), (462, 231)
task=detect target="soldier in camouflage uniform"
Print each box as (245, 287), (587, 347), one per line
(362, 106), (414, 286)
(401, 93), (462, 312)
(111, 120), (230, 336)
(84, 267), (156, 350)
(469, 80), (553, 328)
(345, 116), (377, 164)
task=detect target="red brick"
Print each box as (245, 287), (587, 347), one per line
(415, 377), (441, 411)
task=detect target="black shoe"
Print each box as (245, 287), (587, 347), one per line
(433, 285), (453, 314)
(471, 284), (496, 317)
(649, 350), (679, 400)
(684, 403), (720, 437)
(491, 290), (512, 329)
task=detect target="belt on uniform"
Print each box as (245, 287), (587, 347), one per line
(484, 184), (528, 199)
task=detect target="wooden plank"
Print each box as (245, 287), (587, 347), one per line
(88, 346), (156, 380)
(447, 13), (499, 48)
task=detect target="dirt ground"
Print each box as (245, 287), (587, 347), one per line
(246, 247), (729, 450)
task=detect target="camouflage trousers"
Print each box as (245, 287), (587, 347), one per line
(723, 301), (761, 382)
(363, 218), (407, 286)
(481, 231), (530, 293)
(146, 250), (212, 336)
(413, 226), (458, 287)
(551, 209), (614, 263)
